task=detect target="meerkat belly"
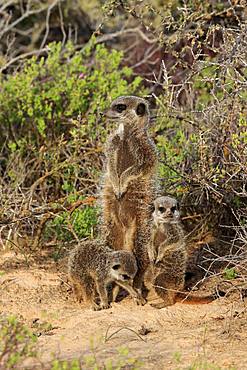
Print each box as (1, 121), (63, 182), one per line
(118, 182), (152, 252)
(119, 182), (149, 225)
(118, 196), (137, 251)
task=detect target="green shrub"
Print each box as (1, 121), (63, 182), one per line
(45, 204), (98, 242)
(0, 39), (145, 245)
(223, 268), (238, 280)
(153, 107), (198, 194)
(0, 40), (143, 150)
(51, 345), (142, 370)
(0, 316), (37, 369)
(152, 27), (247, 250)
(0, 40), (144, 195)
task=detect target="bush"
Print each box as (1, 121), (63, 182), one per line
(44, 196), (98, 243)
(0, 40), (142, 156)
(153, 26), (247, 258)
(0, 40), (145, 246)
(51, 345), (142, 370)
(0, 316), (37, 369)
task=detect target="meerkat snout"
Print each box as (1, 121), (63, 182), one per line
(121, 274), (131, 281)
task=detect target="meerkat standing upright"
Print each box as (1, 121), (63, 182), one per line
(148, 196), (187, 308)
(101, 96), (158, 297)
(149, 196), (215, 308)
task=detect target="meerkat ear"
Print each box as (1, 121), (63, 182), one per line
(136, 103), (146, 116)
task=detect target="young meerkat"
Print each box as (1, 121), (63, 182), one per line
(68, 240), (145, 311)
(100, 96), (158, 297)
(149, 196), (215, 308)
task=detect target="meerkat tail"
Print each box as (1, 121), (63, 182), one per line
(175, 292), (218, 304)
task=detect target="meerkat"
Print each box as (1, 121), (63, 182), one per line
(68, 239), (146, 311)
(149, 196), (216, 308)
(100, 96), (158, 297)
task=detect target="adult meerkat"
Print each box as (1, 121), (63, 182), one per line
(101, 96), (158, 296)
(149, 196), (215, 308)
(68, 240), (145, 311)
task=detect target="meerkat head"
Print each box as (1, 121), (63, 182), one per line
(152, 196), (180, 226)
(105, 96), (150, 127)
(109, 251), (137, 283)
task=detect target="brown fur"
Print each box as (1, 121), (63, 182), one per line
(100, 96), (158, 294)
(68, 239), (145, 311)
(149, 196), (215, 308)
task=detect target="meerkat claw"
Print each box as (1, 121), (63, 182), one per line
(93, 302), (111, 311)
(100, 303), (111, 310)
(115, 191), (124, 200)
(134, 296), (147, 306)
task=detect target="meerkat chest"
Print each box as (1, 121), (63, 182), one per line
(116, 137), (136, 175)
(153, 228), (167, 249)
(153, 224), (181, 247)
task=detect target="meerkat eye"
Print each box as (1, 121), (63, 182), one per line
(158, 206), (165, 213)
(171, 206), (177, 213)
(114, 104), (127, 113)
(122, 274), (130, 280)
(112, 264), (121, 270)
(136, 103), (146, 116)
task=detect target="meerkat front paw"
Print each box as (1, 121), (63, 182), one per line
(111, 186), (120, 199)
(133, 288), (147, 306)
(135, 296), (147, 306)
(113, 185), (126, 200)
(92, 301), (111, 311)
(110, 181), (123, 200)
(115, 191), (125, 200)
(117, 183), (128, 199)
(100, 302), (111, 310)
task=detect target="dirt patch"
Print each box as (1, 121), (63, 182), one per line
(0, 251), (247, 369)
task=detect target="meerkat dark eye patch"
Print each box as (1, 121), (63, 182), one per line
(122, 274), (130, 280)
(112, 264), (121, 270)
(158, 206), (165, 213)
(171, 206), (177, 213)
(136, 102), (146, 116)
(114, 104), (127, 113)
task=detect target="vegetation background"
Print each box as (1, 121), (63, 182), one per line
(0, 0), (246, 368)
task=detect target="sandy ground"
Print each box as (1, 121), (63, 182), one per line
(1, 250), (247, 369)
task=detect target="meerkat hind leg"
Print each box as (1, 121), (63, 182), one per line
(151, 291), (176, 309)
(79, 277), (101, 311)
(152, 272), (179, 309)
(71, 280), (84, 303)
